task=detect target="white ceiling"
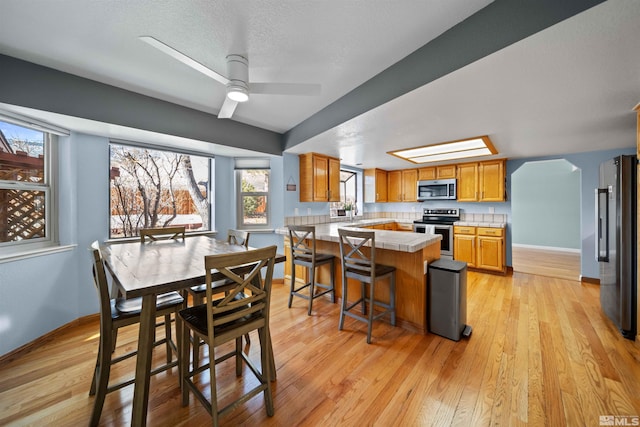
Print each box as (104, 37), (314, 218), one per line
(0, 0), (639, 170)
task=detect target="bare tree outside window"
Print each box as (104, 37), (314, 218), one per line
(109, 144), (211, 238)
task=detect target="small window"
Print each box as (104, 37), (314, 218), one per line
(330, 169), (359, 218)
(109, 143), (213, 238)
(236, 169), (270, 229)
(0, 120), (55, 249)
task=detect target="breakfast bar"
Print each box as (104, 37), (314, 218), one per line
(279, 220), (442, 334)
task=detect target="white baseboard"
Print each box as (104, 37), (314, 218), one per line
(511, 243), (581, 254)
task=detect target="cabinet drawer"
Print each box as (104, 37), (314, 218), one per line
(454, 226), (476, 235)
(477, 227), (504, 237)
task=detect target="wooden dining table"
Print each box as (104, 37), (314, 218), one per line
(101, 235), (284, 427)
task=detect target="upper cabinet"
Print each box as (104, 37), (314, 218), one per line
(418, 165), (457, 181)
(299, 153), (341, 202)
(364, 168), (388, 203)
(388, 169), (417, 202)
(456, 159), (505, 202)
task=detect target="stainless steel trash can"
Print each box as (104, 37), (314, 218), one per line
(428, 258), (472, 341)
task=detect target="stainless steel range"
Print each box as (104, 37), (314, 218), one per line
(413, 208), (460, 259)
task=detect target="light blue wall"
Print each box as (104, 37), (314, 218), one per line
(509, 147), (636, 279)
(0, 132), (284, 357)
(512, 159), (581, 249)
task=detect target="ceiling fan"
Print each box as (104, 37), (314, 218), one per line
(140, 36), (321, 119)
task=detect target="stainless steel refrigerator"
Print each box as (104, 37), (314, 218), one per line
(596, 154), (637, 340)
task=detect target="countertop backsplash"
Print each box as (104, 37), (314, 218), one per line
(284, 211), (506, 227)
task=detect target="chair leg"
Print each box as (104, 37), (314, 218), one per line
(181, 317), (190, 406)
(192, 294), (203, 369)
(164, 314), (173, 364)
(235, 337), (243, 376)
(208, 344), (220, 426)
(329, 259), (336, 303)
(361, 281), (367, 314)
(288, 263), (296, 308)
(367, 282), (376, 344)
(307, 265), (315, 315)
(90, 331), (113, 427)
(390, 273), (397, 326)
(339, 274), (347, 331)
(258, 326), (274, 416)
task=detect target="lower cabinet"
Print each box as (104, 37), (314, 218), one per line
(454, 226), (506, 273)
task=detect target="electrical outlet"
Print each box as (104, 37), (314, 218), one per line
(488, 207), (495, 214)
(294, 208), (299, 216)
(307, 208), (312, 215)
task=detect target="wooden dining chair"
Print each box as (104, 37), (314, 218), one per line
(288, 225), (336, 315)
(139, 225), (186, 242)
(87, 241), (184, 427)
(337, 228), (396, 344)
(139, 226), (187, 363)
(179, 245), (277, 425)
(187, 229), (252, 367)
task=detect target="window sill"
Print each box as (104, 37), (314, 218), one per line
(0, 244), (77, 264)
(238, 229), (274, 234)
(105, 230), (218, 244)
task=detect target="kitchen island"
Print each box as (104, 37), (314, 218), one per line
(278, 220), (442, 334)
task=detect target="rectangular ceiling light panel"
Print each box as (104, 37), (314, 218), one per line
(389, 135), (497, 164)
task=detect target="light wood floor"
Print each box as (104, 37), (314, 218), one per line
(512, 246), (582, 281)
(1, 271), (639, 426)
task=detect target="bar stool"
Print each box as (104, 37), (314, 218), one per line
(337, 228), (396, 344)
(288, 225), (336, 315)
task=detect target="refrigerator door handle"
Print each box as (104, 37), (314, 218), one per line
(595, 187), (609, 262)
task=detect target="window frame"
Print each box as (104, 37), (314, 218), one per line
(0, 123), (58, 257)
(330, 168), (361, 218)
(108, 141), (214, 239)
(235, 168), (271, 230)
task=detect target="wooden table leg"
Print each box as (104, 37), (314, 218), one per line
(131, 294), (157, 427)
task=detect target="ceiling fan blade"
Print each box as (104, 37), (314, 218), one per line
(218, 96), (238, 119)
(140, 36), (229, 86)
(249, 82), (321, 96)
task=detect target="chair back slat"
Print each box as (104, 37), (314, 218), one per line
(288, 225), (317, 260)
(140, 226), (186, 242)
(227, 229), (250, 247)
(338, 229), (376, 279)
(203, 245), (277, 344)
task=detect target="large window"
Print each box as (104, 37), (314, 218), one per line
(0, 119), (55, 250)
(109, 143), (212, 238)
(236, 168), (270, 229)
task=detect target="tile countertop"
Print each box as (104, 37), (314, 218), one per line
(276, 219), (441, 253)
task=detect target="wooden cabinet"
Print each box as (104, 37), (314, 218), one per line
(418, 167), (436, 181)
(457, 163), (479, 202)
(454, 225), (505, 273)
(453, 226), (477, 268)
(387, 169), (417, 202)
(456, 159), (505, 202)
(479, 160), (505, 202)
(395, 222), (414, 232)
(418, 165), (456, 181)
(436, 164), (456, 179)
(299, 153), (340, 202)
(364, 168), (388, 203)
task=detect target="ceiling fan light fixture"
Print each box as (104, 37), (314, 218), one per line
(226, 83), (249, 102)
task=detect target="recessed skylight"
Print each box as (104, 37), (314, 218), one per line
(388, 135), (497, 164)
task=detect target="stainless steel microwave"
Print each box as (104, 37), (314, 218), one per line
(416, 179), (457, 201)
